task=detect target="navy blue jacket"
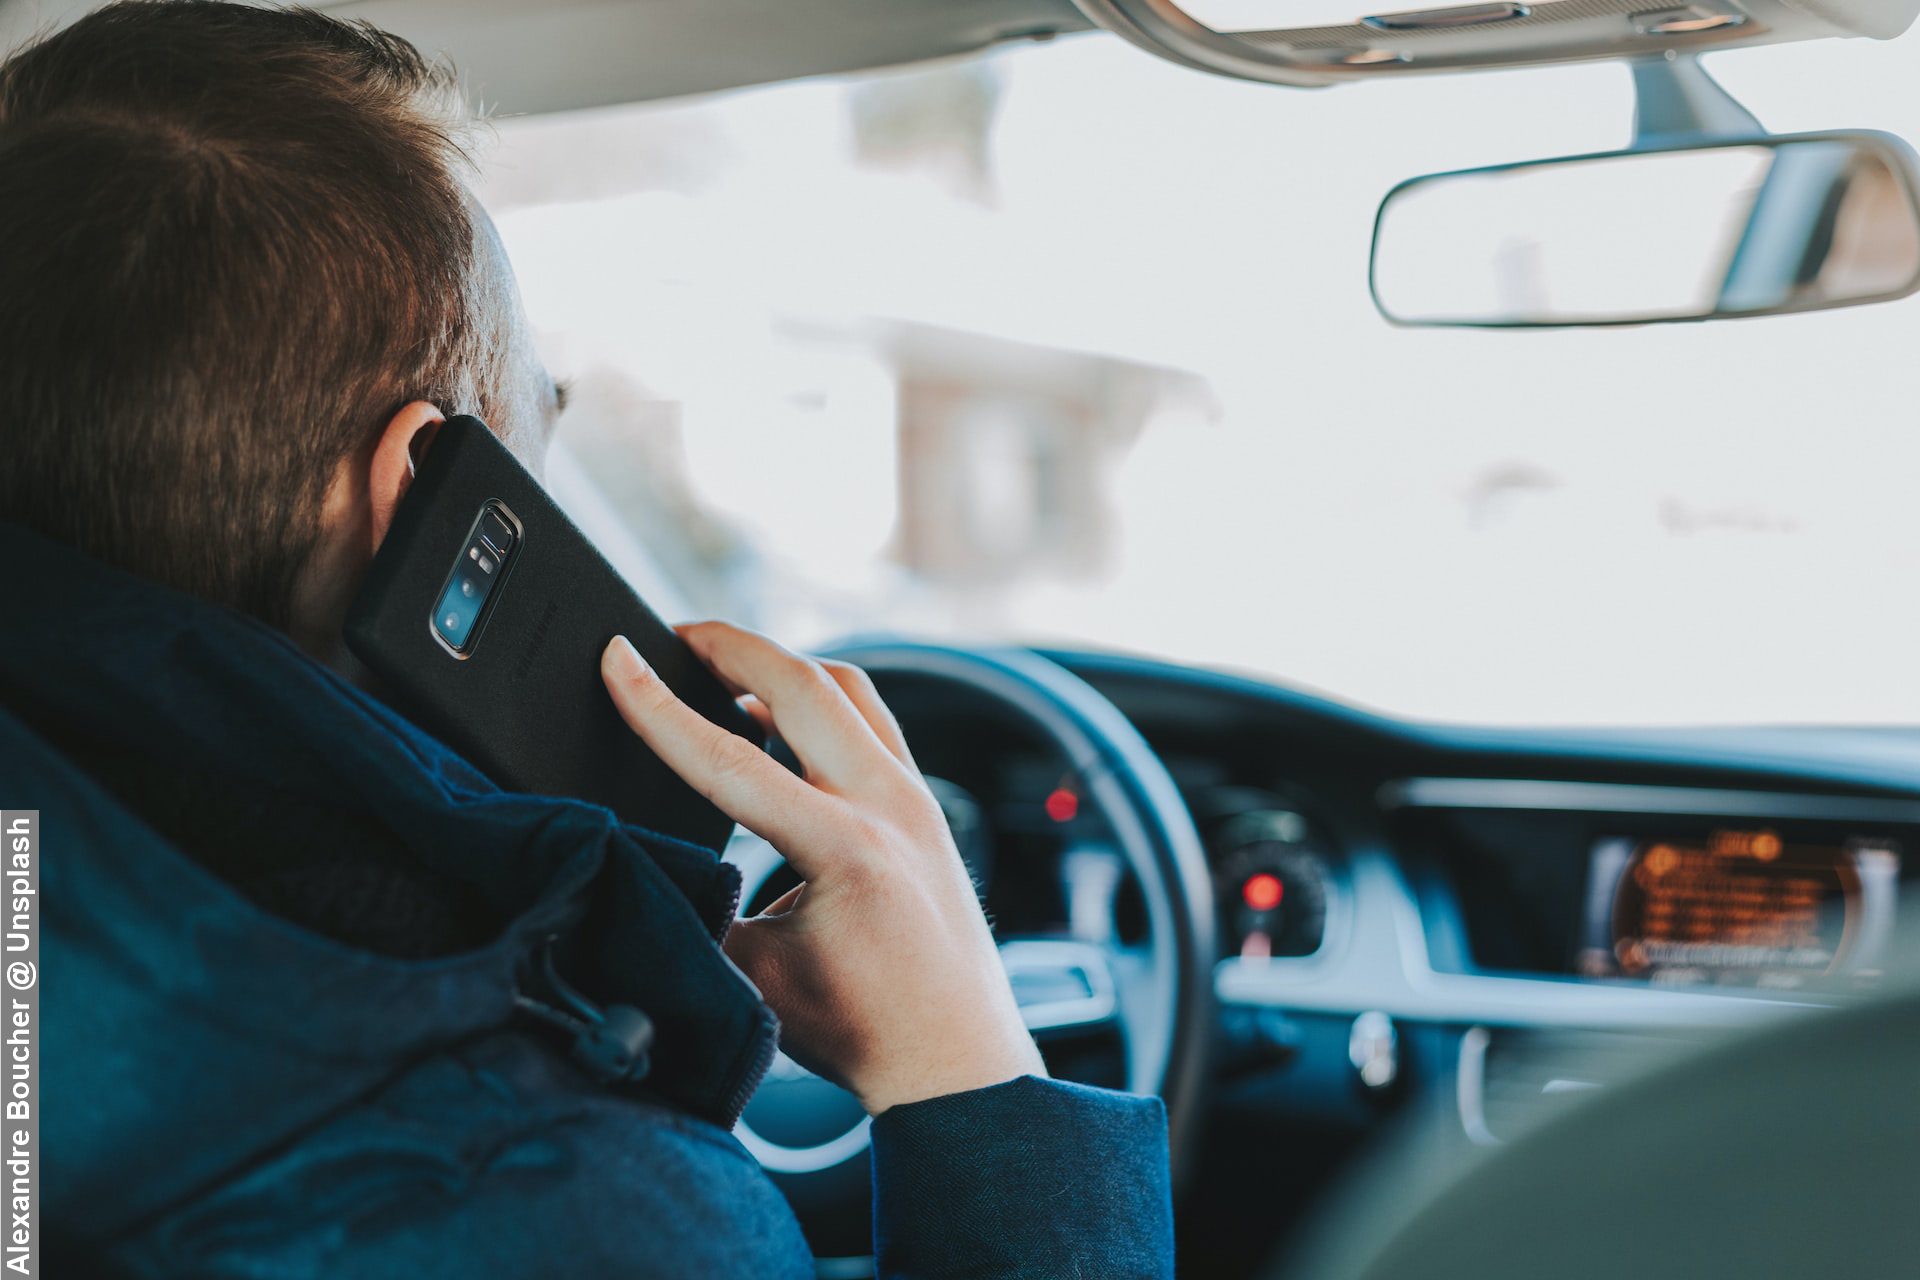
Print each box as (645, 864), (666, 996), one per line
(2, 525), (1174, 1277)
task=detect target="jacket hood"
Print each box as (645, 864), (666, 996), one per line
(0, 524), (776, 1236)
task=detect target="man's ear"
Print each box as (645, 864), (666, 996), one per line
(368, 401), (445, 551)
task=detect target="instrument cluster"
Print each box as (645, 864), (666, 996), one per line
(1205, 803), (1342, 962)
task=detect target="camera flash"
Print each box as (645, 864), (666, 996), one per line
(477, 553), (495, 574)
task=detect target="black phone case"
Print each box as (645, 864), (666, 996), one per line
(344, 416), (757, 853)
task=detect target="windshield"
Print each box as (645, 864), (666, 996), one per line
(475, 34), (1920, 728)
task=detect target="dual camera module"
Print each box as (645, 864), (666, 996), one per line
(434, 504), (518, 653)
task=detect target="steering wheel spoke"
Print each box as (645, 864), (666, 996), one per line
(999, 938), (1121, 1034)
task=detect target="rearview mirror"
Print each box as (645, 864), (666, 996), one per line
(1371, 132), (1920, 328)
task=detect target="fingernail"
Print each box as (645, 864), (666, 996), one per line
(603, 635), (649, 679)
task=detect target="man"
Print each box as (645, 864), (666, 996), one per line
(0, 2), (1173, 1275)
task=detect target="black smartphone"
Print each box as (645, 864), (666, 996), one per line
(344, 415), (759, 853)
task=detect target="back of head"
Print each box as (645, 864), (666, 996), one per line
(0, 0), (507, 627)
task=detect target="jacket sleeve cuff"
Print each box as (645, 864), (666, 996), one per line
(869, 1074), (1174, 1278)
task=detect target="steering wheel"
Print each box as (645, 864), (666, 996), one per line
(725, 642), (1214, 1250)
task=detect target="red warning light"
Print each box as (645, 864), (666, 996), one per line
(1243, 872), (1284, 912)
(1044, 787), (1079, 823)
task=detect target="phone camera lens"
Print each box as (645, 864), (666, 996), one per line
(443, 613), (460, 632)
(480, 510), (515, 558)
(460, 578), (477, 598)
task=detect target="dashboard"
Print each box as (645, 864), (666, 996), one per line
(866, 646), (1920, 1277)
(1221, 799), (1904, 988)
(1399, 785), (1906, 991)
(1052, 655), (1920, 998)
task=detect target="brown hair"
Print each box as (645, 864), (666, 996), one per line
(0, 0), (507, 625)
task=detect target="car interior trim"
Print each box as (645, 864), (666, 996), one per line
(1380, 776), (1920, 823)
(1215, 848), (1823, 1030)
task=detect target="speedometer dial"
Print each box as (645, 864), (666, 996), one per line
(1213, 810), (1334, 959)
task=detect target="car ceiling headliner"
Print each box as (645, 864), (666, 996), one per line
(0, 0), (1095, 116)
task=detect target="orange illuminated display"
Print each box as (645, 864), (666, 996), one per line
(1709, 828), (1785, 860)
(1243, 872), (1284, 912)
(1611, 829), (1858, 981)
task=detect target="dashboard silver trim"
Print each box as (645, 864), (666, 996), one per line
(1379, 777), (1920, 824)
(1456, 1026), (1499, 1146)
(1214, 847), (1826, 1031)
(1000, 938), (1120, 1032)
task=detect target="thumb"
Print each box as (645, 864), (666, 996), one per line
(723, 910), (795, 1000)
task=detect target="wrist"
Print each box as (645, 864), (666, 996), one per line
(859, 1038), (1048, 1115)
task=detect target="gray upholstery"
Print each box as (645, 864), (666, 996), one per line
(1290, 985), (1920, 1279)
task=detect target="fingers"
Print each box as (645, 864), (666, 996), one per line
(601, 637), (831, 870)
(720, 912), (785, 1004)
(721, 915), (852, 1094)
(818, 659), (916, 769)
(736, 694), (775, 738)
(677, 622), (916, 771)
(753, 882), (806, 919)
(677, 622), (906, 793)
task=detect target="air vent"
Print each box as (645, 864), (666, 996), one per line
(1458, 1025), (1692, 1145)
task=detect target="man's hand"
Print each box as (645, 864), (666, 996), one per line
(601, 624), (1046, 1115)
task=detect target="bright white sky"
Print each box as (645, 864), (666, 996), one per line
(482, 28), (1920, 728)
